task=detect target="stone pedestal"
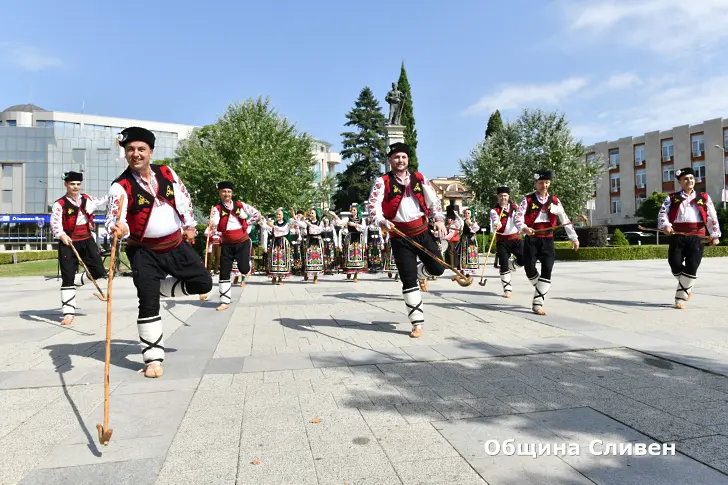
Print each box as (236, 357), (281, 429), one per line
(384, 124), (405, 147)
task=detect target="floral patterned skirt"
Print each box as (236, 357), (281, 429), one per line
(344, 237), (366, 273)
(269, 237), (292, 278)
(323, 239), (337, 273)
(305, 237), (324, 275)
(460, 235), (479, 276)
(367, 237), (383, 269)
(383, 242), (397, 273)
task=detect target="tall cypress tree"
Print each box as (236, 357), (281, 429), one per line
(397, 62), (418, 172)
(485, 110), (503, 139)
(333, 87), (387, 210)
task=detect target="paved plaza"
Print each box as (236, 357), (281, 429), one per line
(2, 258), (728, 484)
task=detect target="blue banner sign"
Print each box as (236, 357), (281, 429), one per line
(0, 214), (105, 224)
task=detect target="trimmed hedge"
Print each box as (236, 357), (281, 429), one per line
(0, 250), (56, 264)
(556, 245), (728, 261)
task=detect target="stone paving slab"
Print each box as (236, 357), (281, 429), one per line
(2, 260), (728, 483)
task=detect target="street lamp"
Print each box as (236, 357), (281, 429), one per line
(715, 145), (727, 208)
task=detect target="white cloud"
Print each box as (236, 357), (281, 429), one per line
(0, 43), (64, 71)
(604, 73), (642, 90)
(464, 77), (588, 115)
(564, 0), (728, 54)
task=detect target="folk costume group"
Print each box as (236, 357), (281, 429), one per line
(51, 127), (721, 377)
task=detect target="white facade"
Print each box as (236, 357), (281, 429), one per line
(311, 139), (341, 182)
(587, 117), (728, 226)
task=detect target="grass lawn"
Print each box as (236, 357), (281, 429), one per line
(0, 253), (131, 278)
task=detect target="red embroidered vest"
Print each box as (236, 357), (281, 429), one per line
(523, 193), (559, 228)
(493, 203), (517, 234)
(668, 191), (708, 225)
(113, 164), (181, 241)
(381, 171), (429, 220)
(216, 201), (249, 233)
(57, 194), (94, 236)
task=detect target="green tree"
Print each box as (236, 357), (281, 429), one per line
(610, 228), (630, 246)
(461, 108), (605, 217)
(173, 97), (317, 215)
(485, 110), (503, 139)
(635, 191), (668, 225)
(397, 62), (418, 172)
(333, 87), (387, 210)
(155, 157), (174, 166)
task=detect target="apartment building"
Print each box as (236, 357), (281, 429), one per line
(587, 117), (728, 226)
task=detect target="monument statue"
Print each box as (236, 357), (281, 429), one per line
(385, 82), (406, 125)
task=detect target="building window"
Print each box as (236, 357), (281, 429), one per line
(610, 173), (620, 192)
(634, 145), (645, 165)
(36, 120), (54, 127)
(609, 149), (620, 168)
(611, 197), (621, 214)
(6, 120), (16, 127)
(635, 169), (646, 188)
(636, 195), (646, 208)
(663, 165), (674, 182)
(692, 161), (706, 181)
(72, 149), (86, 166)
(691, 134), (705, 157)
(2, 164), (12, 178)
(2, 190), (11, 203)
(662, 140), (674, 161)
(586, 153), (596, 164)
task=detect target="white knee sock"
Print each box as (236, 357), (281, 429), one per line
(531, 275), (551, 308)
(159, 276), (188, 297)
(416, 262), (431, 282)
(403, 287), (424, 328)
(219, 279), (232, 304)
(137, 315), (164, 364)
(676, 273), (696, 303)
(501, 271), (512, 294)
(61, 286), (76, 317)
(74, 271), (87, 287)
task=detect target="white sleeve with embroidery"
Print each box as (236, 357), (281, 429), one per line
(367, 177), (385, 225)
(706, 194), (722, 238)
(88, 195), (109, 213)
(489, 208), (499, 232)
(551, 202), (578, 241)
(421, 175), (445, 222)
(273, 223), (289, 238)
(243, 202), (262, 224)
(51, 201), (65, 239)
(169, 167), (196, 227)
(514, 196), (529, 233)
(657, 195), (672, 231)
(210, 206), (220, 229)
(104, 183), (130, 239)
(308, 221), (323, 235)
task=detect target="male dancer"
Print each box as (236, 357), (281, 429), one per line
(489, 186), (524, 298)
(51, 171), (107, 325)
(208, 181), (262, 310)
(658, 167), (721, 309)
(106, 126), (212, 378)
(514, 170), (579, 315)
(368, 142), (447, 338)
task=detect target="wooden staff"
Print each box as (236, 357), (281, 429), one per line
(67, 243), (106, 301)
(388, 226), (473, 287)
(203, 206), (215, 268)
(637, 225), (711, 243)
(478, 232), (497, 287)
(96, 193), (125, 446)
(532, 214), (589, 233)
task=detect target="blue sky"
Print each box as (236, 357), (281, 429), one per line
(2, 0), (728, 177)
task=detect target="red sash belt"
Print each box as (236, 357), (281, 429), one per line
(70, 225), (91, 242)
(222, 228), (249, 245)
(673, 222), (706, 237)
(392, 216), (428, 238)
(128, 231), (182, 253)
(497, 233), (521, 242)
